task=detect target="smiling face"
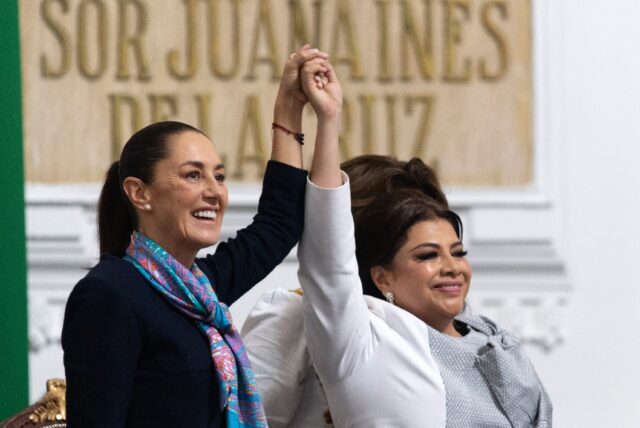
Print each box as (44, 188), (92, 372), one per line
(137, 131), (228, 266)
(373, 218), (471, 336)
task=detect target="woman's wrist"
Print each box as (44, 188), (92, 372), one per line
(273, 110), (303, 133)
(271, 98), (305, 168)
(315, 114), (341, 137)
(316, 112), (341, 125)
(274, 97), (305, 129)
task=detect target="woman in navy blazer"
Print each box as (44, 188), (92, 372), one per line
(61, 46), (332, 428)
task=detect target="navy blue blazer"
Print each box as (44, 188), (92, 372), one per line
(62, 161), (307, 428)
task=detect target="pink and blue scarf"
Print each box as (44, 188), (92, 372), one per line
(124, 231), (266, 427)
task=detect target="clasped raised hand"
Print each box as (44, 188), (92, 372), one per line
(300, 57), (342, 120)
(276, 45), (330, 110)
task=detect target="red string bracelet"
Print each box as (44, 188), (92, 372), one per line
(272, 122), (304, 145)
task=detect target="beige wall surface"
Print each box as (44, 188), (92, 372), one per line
(21, 0), (531, 185)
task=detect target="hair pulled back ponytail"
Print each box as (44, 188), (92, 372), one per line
(98, 161), (134, 256)
(97, 121), (203, 256)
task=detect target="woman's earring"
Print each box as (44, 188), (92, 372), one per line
(144, 203), (151, 211)
(384, 292), (394, 304)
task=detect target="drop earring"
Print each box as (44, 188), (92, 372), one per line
(384, 292), (394, 304)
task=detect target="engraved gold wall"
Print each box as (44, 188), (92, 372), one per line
(21, 0), (531, 185)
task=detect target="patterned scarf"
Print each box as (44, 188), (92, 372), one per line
(124, 231), (266, 427)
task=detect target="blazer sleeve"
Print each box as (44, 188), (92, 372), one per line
(241, 288), (309, 427)
(198, 160), (307, 305)
(62, 276), (143, 428)
(297, 175), (375, 383)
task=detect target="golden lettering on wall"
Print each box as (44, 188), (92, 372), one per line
(21, 0), (532, 185)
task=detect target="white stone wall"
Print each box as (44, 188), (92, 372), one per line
(25, 1), (640, 426)
(529, 1), (640, 427)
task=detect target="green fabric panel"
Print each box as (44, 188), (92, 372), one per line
(0, 0), (29, 419)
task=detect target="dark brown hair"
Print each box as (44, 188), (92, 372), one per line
(98, 121), (204, 256)
(354, 189), (463, 300)
(341, 155), (448, 217)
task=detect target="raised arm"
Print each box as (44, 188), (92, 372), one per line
(301, 56), (342, 187)
(297, 61), (374, 382)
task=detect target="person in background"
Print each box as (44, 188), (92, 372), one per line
(61, 45), (333, 428)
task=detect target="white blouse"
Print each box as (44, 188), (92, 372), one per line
(297, 176), (447, 427)
(242, 288), (332, 428)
